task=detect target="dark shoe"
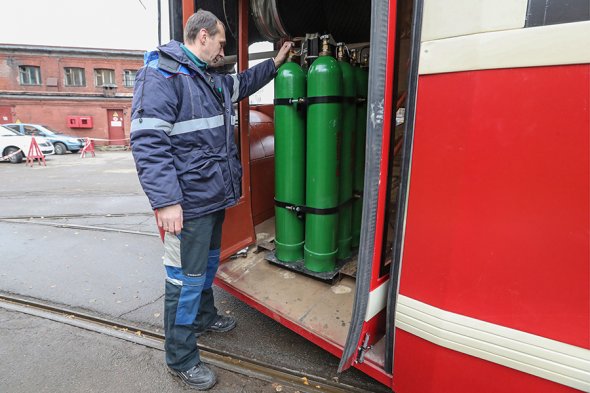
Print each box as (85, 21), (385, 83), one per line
(196, 315), (237, 337)
(207, 314), (237, 333)
(168, 362), (217, 390)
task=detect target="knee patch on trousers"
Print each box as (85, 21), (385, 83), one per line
(166, 266), (206, 325)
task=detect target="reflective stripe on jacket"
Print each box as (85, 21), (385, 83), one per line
(130, 40), (276, 220)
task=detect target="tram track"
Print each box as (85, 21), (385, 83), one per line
(0, 212), (154, 220)
(1, 219), (159, 237)
(0, 212), (159, 237)
(0, 294), (369, 393)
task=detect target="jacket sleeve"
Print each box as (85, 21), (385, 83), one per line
(225, 58), (277, 103)
(130, 67), (183, 210)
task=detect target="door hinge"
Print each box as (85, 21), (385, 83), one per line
(356, 333), (372, 364)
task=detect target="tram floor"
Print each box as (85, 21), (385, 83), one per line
(218, 218), (354, 350)
(217, 217), (386, 369)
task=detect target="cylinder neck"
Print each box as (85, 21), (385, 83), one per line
(287, 49), (296, 63)
(319, 35), (332, 57)
(350, 48), (359, 65)
(336, 43), (348, 62)
(360, 52), (369, 68)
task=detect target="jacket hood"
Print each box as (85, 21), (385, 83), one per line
(143, 40), (192, 69)
(157, 40), (187, 63)
(149, 40), (208, 76)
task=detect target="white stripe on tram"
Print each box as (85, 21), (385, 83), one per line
(422, 0), (528, 42)
(395, 294), (590, 391)
(419, 20), (590, 75)
(365, 280), (389, 322)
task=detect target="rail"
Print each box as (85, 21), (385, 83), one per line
(0, 294), (368, 393)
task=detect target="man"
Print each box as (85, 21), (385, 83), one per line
(130, 9), (292, 391)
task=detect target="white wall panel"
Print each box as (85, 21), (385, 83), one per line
(419, 21), (590, 74)
(422, 0), (528, 42)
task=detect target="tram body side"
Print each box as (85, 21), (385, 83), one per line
(390, 1), (590, 392)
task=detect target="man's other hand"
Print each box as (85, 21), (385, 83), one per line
(157, 204), (183, 235)
(274, 41), (294, 68)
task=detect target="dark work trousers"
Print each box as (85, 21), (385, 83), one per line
(163, 209), (225, 371)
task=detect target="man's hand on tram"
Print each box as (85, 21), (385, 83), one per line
(274, 41), (294, 68)
(157, 204), (183, 235)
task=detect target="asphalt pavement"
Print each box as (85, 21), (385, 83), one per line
(0, 307), (300, 393)
(0, 151), (389, 393)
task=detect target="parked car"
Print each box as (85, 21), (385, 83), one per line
(0, 125), (54, 163)
(4, 123), (85, 155)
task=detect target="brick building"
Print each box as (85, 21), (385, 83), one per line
(0, 44), (144, 145)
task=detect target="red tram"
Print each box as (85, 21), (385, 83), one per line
(168, 1), (590, 391)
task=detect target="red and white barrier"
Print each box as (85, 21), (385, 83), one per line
(79, 137), (96, 158)
(26, 137), (46, 167)
(85, 137), (130, 143)
(1, 148), (22, 162)
(79, 137), (131, 158)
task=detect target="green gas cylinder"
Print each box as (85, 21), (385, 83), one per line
(335, 43), (356, 260)
(274, 56), (306, 262)
(304, 36), (343, 272)
(352, 51), (369, 248)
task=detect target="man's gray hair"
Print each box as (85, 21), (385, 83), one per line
(184, 9), (223, 44)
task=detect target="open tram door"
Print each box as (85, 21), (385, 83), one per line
(337, 0), (407, 378)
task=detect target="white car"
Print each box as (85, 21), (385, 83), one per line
(4, 123), (85, 155)
(0, 125), (55, 163)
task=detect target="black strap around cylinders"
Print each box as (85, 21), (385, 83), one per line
(306, 96), (343, 105)
(274, 96), (345, 106)
(274, 199), (338, 216)
(274, 97), (306, 106)
(304, 205), (340, 215)
(274, 197), (355, 217)
(274, 199), (302, 213)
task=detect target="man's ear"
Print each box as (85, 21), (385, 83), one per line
(198, 28), (208, 45)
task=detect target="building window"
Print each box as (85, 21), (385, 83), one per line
(123, 70), (137, 87)
(94, 69), (115, 86)
(64, 67), (86, 87)
(19, 65), (41, 85)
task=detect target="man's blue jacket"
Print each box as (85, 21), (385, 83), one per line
(130, 40), (277, 220)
